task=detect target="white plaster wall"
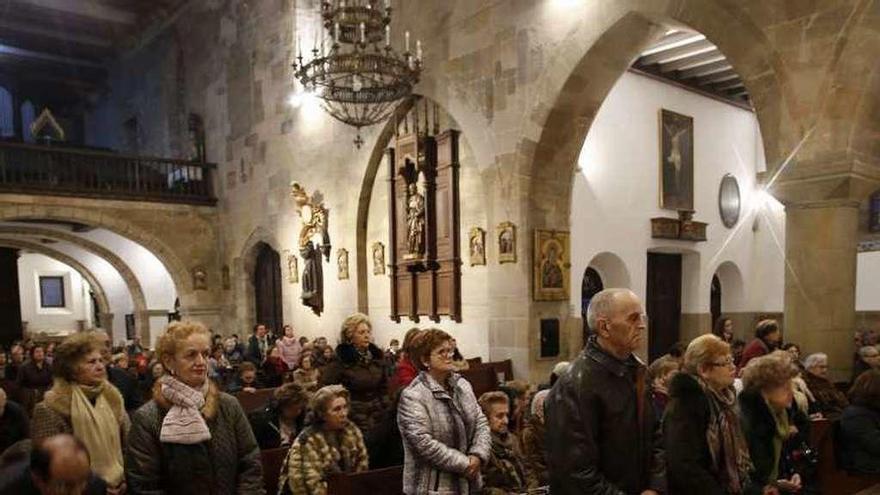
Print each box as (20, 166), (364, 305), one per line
(571, 72), (786, 323)
(17, 253), (92, 335)
(857, 251), (880, 311)
(76, 229), (177, 310)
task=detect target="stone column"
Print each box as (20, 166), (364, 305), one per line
(783, 200), (860, 381)
(97, 313), (114, 333)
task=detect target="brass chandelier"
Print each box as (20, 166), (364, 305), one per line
(293, 0), (423, 148)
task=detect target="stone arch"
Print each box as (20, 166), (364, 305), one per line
(0, 203), (193, 300)
(585, 251), (632, 289)
(712, 260), (746, 313)
(0, 226), (149, 318)
(522, 2), (795, 232)
(0, 239), (112, 323)
(233, 226), (284, 334)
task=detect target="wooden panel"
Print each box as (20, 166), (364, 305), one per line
(0, 248), (23, 348)
(647, 252), (682, 362)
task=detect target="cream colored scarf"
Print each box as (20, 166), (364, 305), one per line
(70, 383), (124, 487)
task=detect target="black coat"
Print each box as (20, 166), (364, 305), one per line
(247, 404), (305, 450)
(663, 373), (727, 494)
(0, 400), (29, 454)
(108, 366), (143, 413)
(839, 405), (880, 474)
(0, 460), (106, 495)
(244, 335), (275, 365)
(738, 388), (810, 495)
(17, 361), (52, 390)
(544, 336), (665, 495)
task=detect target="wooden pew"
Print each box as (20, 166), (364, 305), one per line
(459, 365), (498, 398)
(466, 356), (483, 367)
(327, 465), (404, 495)
(485, 359), (514, 382)
(260, 447), (287, 494)
(235, 387), (276, 413)
(811, 418), (880, 495)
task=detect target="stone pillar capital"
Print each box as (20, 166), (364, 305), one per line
(767, 153), (880, 206)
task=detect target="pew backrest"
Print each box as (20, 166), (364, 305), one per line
(327, 465), (404, 495)
(260, 447), (287, 495)
(235, 387), (276, 413)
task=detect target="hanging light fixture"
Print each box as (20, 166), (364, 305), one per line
(293, 0), (423, 148)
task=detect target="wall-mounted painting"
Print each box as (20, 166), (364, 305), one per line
(337, 248), (349, 280)
(372, 242), (385, 275)
(659, 109), (694, 211)
(497, 222), (516, 264)
(534, 230), (570, 301)
(469, 227), (486, 266)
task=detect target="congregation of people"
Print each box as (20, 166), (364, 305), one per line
(0, 288), (879, 494)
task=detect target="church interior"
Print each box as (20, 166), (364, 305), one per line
(0, 0), (879, 493)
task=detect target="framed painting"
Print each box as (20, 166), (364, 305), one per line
(533, 229), (570, 301)
(372, 242), (386, 275)
(659, 109), (694, 211)
(497, 222), (516, 264)
(469, 227), (486, 266)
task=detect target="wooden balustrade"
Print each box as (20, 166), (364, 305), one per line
(0, 141), (217, 205)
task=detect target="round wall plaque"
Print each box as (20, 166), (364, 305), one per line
(718, 174), (741, 228)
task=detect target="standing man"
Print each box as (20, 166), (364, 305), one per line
(738, 319), (781, 371)
(545, 288), (665, 495)
(245, 323), (274, 365)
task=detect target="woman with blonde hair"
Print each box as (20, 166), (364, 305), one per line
(280, 384), (368, 495)
(125, 321), (263, 494)
(32, 331), (129, 494)
(320, 312), (390, 466)
(664, 333), (751, 494)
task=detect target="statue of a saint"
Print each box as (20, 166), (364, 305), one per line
(300, 241), (324, 315)
(406, 183), (425, 256)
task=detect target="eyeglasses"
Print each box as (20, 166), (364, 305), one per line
(708, 357), (735, 368)
(433, 347), (454, 358)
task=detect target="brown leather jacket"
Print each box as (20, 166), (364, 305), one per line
(545, 336), (666, 495)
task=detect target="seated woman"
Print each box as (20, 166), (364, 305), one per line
(802, 352), (848, 418)
(739, 351), (809, 494)
(281, 384), (368, 495)
(31, 332), (128, 494)
(664, 334), (751, 494)
(248, 382), (308, 450)
(520, 389), (550, 487)
(397, 328), (491, 494)
(292, 352), (320, 393)
(125, 321), (263, 494)
(478, 391), (538, 494)
(262, 344), (290, 388)
(227, 361), (263, 394)
(853, 345), (880, 382)
(839, 369), (880, 474)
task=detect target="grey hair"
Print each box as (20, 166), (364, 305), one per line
(586, 288), (635, 332)
(859, 346), (879, 358)
(803, 353), (827, 369)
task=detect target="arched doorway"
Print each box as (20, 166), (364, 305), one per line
(711, 275), (722, 329)
(581, 267), (604, 346)
(253, 243), (283, 334)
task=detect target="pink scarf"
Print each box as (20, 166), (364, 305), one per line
(159, 375), (211, 444)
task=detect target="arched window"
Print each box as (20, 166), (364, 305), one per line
(20, 100), (35, 143)
(581, 267), (604, 345)
(0, 86), (13, 137)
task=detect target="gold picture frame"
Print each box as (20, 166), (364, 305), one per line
(659, 108), (694, 211)
(497, 222), (517, 264)
(533, 230), (570, 301)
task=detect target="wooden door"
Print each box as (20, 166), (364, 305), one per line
(581, 267), (604, 347)
(254, 243), (283, 334)
(0, 248), (22, 348)
(646, 253), (682, 362)
(711, 275), (722, 330)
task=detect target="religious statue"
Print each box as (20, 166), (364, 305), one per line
(192, 267), (207, 290)
(291, 182), (331, 259)
(300, 241), (324, 315)
(405, 182), (425, 257)
(469, 227), (486, 266)
(372, 242), (385, 275)
(338, 249), (349, 280)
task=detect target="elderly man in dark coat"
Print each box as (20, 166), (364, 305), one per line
(545, 288), (665, 495)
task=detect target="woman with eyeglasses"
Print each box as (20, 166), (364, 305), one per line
(397, 328), (491, 494)
(664, 334), (752, 494)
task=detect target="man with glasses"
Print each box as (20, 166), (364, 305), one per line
(0, 433), (106, 494)
(545, 288), (665, 495)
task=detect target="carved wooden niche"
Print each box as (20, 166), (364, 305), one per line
(388, 99), (461, 323)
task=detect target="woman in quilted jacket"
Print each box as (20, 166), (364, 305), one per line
(282, 384), (369, 495)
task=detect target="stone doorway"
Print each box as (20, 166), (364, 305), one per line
(253, 243), (283, 334)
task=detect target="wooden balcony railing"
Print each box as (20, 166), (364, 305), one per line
(0, 142), (217, 206)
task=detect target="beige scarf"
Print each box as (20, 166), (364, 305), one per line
(159, 375), (212, 444)
(70, 382), (124, 487)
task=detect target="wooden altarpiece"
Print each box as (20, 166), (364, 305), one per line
(387, 103), (461, 322)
